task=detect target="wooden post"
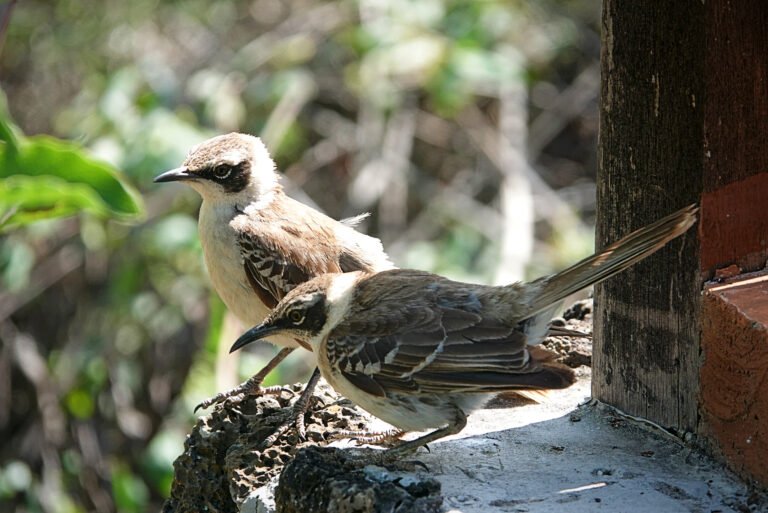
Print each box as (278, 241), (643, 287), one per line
(594, 0), (703, 431)
(594, 0), (768, 485)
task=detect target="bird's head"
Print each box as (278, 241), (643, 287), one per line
(153, 133), (279, 204)
(230, 277), (337, 353)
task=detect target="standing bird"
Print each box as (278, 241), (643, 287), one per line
(231, 204), (698, 458)
(154, 133), (394, 437)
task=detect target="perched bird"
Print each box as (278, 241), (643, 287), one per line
(231, 204), (698, 457)
(153, 133), (394, 434)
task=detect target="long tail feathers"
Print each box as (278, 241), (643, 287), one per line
(520, 204), (698, 320)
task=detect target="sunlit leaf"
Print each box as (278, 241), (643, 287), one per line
(0, 105), (145, 232)
(0, 175), (115, 231)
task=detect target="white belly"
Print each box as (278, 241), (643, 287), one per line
(198, 203), (299, 349)
(318, 355), (490, 431)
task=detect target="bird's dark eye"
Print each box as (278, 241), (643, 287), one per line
(288, 310), (304, 324)
(213, 165), (232, 180)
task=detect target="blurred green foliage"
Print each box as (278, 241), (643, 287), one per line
(0, 104), (144, 232)
(0, 0), (599, 511)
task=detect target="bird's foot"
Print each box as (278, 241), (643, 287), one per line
(260, 400), (310, 448)
(330, 428), (405, 447)
(194, 376), (291, 412)
(259, 368), (322, 448)
(338, 418), (463, 469)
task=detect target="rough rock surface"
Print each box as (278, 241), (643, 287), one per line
(162, 382), (439, 513)
(543, 298), (593, 367)
(276, 447), (442, 513)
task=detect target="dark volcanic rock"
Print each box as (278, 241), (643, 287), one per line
(163, 382), (440, 513)
(543, 298), (593, 367)
(276, 447), (442, 513)
(163, 382), (370, 512)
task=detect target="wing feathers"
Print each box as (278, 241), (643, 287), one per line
(438, 308), (482, 331)
(328, 301), (575, 397)
(233, 198), (388, 304)
(243, 260), (279, 309)
(341, 371), (386, 397)
(415, 364), (574, 391)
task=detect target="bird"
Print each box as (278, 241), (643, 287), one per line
(153, 133), (394, 437)
(230, 204), (698, 458)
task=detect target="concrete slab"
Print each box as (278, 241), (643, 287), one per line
(167, 368), (766, 512)
(399, 369), (765, 513)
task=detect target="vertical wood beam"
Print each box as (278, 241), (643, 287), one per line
(595, 0), (768, 485)
(594, 0), (703, 431)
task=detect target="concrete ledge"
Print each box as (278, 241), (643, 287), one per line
(394, 373), (760, 513)
(163, 369), (766, 512)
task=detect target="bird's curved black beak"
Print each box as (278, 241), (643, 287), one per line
(153, 167), (194, 183)
(230, 323), (281, 353)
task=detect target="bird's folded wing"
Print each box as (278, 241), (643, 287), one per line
(235, 212), (386, 307)
(235, 220), (344, 307)
(328, 306), (573, 396)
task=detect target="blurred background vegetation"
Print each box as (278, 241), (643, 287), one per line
(0, 0), (599, 511)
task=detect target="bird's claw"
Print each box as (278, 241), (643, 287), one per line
(329, 428), (405, 447)
(261, 401), (310, 448)
(194, 380), (292, 412)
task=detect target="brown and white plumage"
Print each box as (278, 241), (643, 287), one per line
(231, 204), (698, 454)
(232, 195), (391, 320)
(154, 133), (393, 411)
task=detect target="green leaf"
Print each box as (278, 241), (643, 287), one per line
(0, 113), (19, 153)
(0, 103), (145, 232)
(0, 94), (20, 153)
(0, 175), (114, 231)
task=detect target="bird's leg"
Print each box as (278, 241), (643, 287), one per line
(261, 367), (322, 447)
(344, 408), (467, 468)
(385, 408), (467, 458)
(194, 347), (294, 412)
(329, 428), (406, 446)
